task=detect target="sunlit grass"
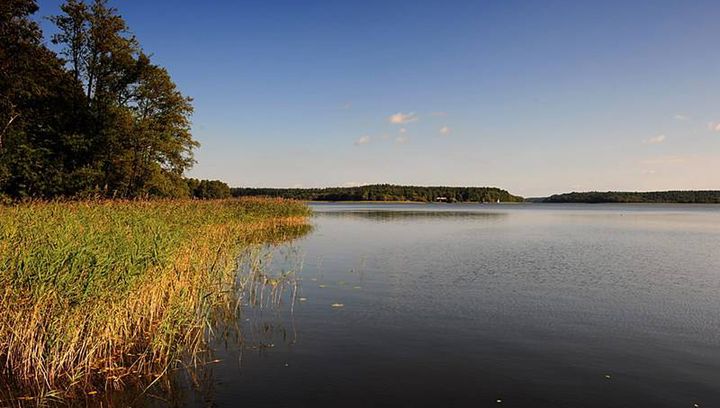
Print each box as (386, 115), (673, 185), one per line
(0, 198), (311, 399)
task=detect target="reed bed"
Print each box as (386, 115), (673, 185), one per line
(0, 198), (311, 401)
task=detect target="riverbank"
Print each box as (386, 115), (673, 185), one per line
(0, 198), (311, 400)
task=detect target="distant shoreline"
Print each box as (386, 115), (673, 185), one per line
(540, 190), (720, 204)
(231, 184), (524, 203)
(230, 185), (720, 205)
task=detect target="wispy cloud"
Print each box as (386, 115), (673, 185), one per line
(388, 112), (418, 124)
(354, 135), (371, 146)
(673, 114), (690, 121)
(641, 169), (657, 175)
(430, 111), (448, 117)
(707, 122), (720, 132)
(439, 126), (451, 136)
(399, 127), (407, 134)
(341, 101), (352, 110)
(643, 134), (666, 144)
(395, 135), (408, 144)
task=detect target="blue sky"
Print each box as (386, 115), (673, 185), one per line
(36, 0), (720, 196)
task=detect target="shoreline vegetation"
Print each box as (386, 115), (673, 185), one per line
(0, 198), (311, 400)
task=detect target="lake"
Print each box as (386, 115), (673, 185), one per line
(154, 203), (720, 407)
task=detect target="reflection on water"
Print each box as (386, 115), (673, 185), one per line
(317, 210), (508, 222)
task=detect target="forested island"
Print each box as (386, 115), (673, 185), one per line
(543, 191), (720, 204)
(231, 184), (524, 202)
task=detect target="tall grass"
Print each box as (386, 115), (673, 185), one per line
(0, 198), (311, 400)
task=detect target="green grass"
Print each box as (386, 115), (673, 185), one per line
(0, 198), (311, 400)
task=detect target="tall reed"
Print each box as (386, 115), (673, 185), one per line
(0, 198), (311, 399)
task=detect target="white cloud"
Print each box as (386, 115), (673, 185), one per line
(708, 122), (720, 132)
(399, 127), (407, 134)
(641, 169), (657, 175)
(439, 126), (451, 136)
(643, 134), (666, 144)
(388, 112), (418, 124)
(395, 135), (408, 144)
(673, 114), (690, 121)
(354, 135), (371, 146)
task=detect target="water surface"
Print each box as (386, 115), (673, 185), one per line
(170, 203), (720, 407)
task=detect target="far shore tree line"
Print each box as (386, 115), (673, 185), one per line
(231, 185), (525, 203)
(543, 191), (720, 204)
(1, 0), (231, 200)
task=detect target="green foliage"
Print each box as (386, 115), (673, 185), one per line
(186, 178), (231, 199)
(543, 191), (720, 204)
(0, 0), (198, 199)
(232, 184), (524, 202)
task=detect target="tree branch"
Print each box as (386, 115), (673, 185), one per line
(0, 113), (20, 152)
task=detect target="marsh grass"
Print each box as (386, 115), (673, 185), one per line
(0, 198), (311, 401)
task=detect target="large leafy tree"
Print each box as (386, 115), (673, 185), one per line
(50, 0), (198, 198)
(0, 0), (198, 199)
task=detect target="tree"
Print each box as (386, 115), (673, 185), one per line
(1, 0), (202, 200)
(49, 0), (198, 198)
(187, 178), (231, 199)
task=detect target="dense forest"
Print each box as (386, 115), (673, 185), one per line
(231, 184), (524, 202)
(0, 0), (228, 199)
(543, 191), (720, 204)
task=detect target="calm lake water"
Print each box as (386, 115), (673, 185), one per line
(159, 203), (720, 407)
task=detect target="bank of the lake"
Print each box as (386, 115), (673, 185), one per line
(0, 198), (311, 400)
